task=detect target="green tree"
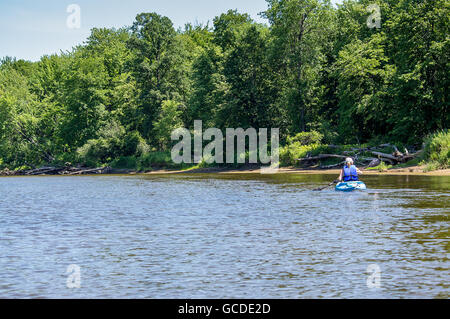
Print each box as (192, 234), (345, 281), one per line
(385, 0), (449, 142)
(264, 0), (334, 133)
(153, 100), (184, 150)
(127, 13), (188, 140)
(0, 62), (54, 166)
(217, 25), (277, 129)
(213, 10), (252, 51)
(333, 34), (395, 142)
(59, 52), (109, 148)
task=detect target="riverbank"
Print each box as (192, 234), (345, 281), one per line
(2, 165), (449, 177)
(144, 165), (450, 176)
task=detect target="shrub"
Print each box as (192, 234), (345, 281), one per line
(280, 143), (327, 166)
(366, 161), (393, 172)
(77, 121), (150, 166)
(423, 130), (450, 170)
(76, 139), (109, 166)
(423, 161), (441, 173)
(138, 151), (173, 169)
(123, 131), (149, 157)
(110, 156), (138, 169)
(286, 130), (323, 146)
(152, 100), (184, 151)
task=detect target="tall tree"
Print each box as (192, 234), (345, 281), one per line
(217, 25), (277, 129)
(127, 13), (187, 141)
(385, 0), (449, 141)
(264, 0), (334, 133)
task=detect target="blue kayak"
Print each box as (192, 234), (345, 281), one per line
(335, 181), (367, 192)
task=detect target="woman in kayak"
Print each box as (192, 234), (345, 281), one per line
(338, 158), (363, 182)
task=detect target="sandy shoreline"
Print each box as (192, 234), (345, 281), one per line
(144, 166), (450, 176)
(2, 165), (448, 177)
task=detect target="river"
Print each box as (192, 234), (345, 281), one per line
(0, 174), (448, 298)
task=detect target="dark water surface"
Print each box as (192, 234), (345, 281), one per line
(0, 174), (448, 298)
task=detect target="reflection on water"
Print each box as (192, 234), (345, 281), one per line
(0, 174), (448, 298)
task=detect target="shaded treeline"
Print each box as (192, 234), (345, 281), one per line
(0, 0), (448, 169)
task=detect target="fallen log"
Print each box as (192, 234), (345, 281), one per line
(298, 154), (348, 161)
(372, 148), (423, 164)
(392, 146), (404, 158)
(26, 167), (65, 175)
(379, 143), (395, 149)
(371, 151), (399, 162)
(24, 166), (56, 175)
(68, 167), (111, 175)
(356, 156), (379, 162)
(1, 166), (113, 176)
(401, 150), (423, 162)
(0, 168), (18, 176)
(366, 158), (381, 168)
(320, 161), (346, 169)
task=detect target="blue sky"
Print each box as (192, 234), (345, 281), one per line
(0, 0), (342, 61)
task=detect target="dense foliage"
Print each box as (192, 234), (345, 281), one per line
(0, 0), (448, 169)
(423, 130), (450, 171)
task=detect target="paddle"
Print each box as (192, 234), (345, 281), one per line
(313, 180), (340, 191)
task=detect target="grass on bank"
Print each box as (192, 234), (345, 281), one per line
(365, 162), (393, 172)
(422, 130), (449, 172)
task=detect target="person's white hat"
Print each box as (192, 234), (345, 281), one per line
(345, 157), (354, 164)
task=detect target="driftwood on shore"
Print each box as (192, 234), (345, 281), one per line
(68, 167), (112, 175)
(298, 154), (348, 161)
(0, 165), (112, 176)
(370, 149), (423, 165)
(319, 161), (346, 169)
(297, 144), (423, 169)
